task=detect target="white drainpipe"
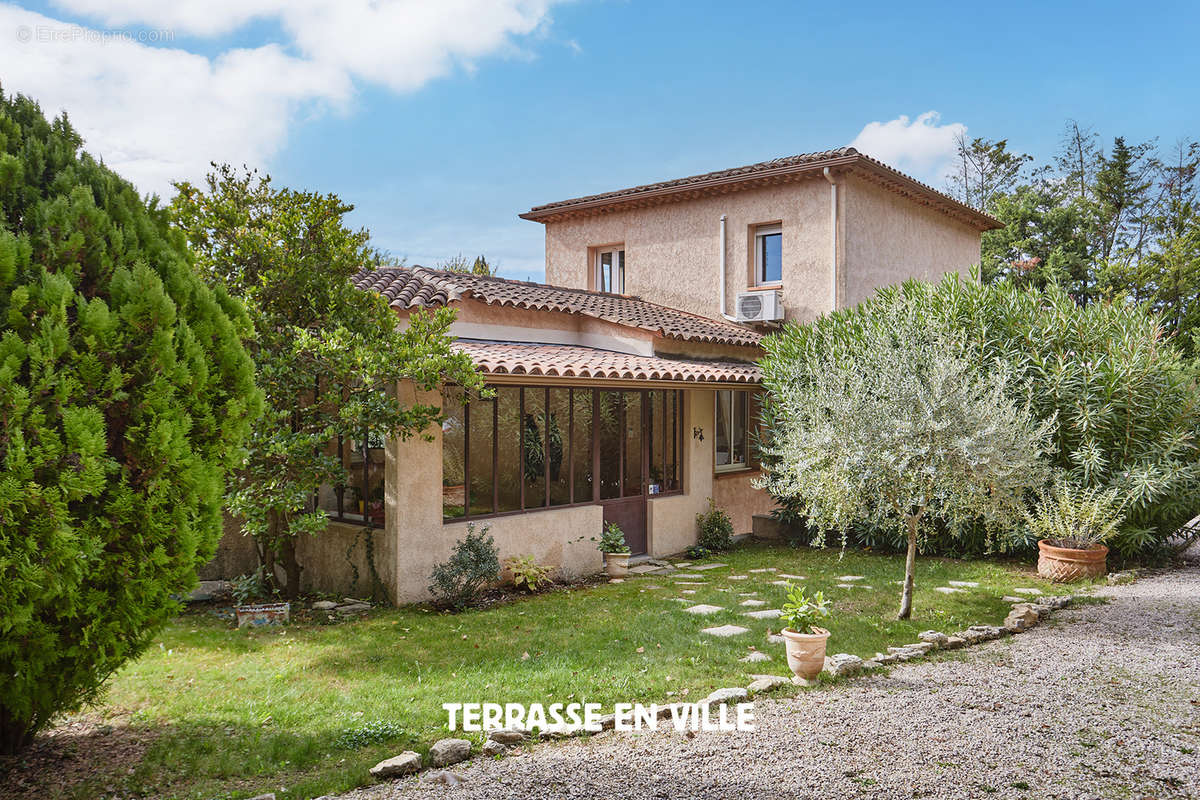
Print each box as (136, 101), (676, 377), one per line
(823, 167), (839, 312)
(719, 214), (738, 322)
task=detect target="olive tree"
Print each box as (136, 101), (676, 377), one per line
(758, 297), (1053, 619)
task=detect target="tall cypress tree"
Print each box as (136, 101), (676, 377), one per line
(0, 91), (260, 753)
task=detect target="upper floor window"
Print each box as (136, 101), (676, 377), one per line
(596, 247), (625, 293)
(754, 224), (782, 285)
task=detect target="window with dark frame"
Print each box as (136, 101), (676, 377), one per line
(316, 430), (387, 527)
(442, 385), (683, 522)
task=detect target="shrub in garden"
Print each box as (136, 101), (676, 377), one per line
(757, 290), (1054, 618)
(695, 498), (733, 552)
(1023, 479), (1126, 550)
(596, 521), (630, 554)
(0, 93), (259, 752)
(504, 554), (554, 593)
(429, 523), (500, 610)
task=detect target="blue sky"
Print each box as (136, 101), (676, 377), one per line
(5, 0), (1199, 280)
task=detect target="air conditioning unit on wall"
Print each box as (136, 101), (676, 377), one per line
(735, 290), (784, 323)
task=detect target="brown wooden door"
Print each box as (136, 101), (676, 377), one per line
(596, 390), (647, 555)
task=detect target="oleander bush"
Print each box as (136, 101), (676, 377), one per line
(0, 92), (259, 753)
(760, 273), (1200, 563)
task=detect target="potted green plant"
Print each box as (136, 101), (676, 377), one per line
(597, 522), (631, 578)
(1025, 480), (1125, 582)
(778, 585), (830, 682)
(231, 569), (290, 628)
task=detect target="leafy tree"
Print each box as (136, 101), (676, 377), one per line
(438, 252), (497, 276)
(0, 93), (259, 752)
(758, 285), (1053, 619)
(171, 165), (484, 600)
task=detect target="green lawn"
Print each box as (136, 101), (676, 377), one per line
(43, 542), (1073, 800)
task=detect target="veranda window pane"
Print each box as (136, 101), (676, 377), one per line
(648, 390), (662, 494)
(523, 388), (548, 509)
(714, 390), (732, 467)
(623, 391), (642, 497)
(442, 387), (466, 519)
(548, 388), (571, 506)
(572, 389), (594, 503)
(495, 387), (522, 513)
(469, 394), (495, 515)
(598, 390), (621, 500)
(732, 390), (748, 466)
(664, 391), (679, 491)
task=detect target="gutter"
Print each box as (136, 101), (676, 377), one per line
(823, 167), (838, 312)
(719, 213), (739, 322)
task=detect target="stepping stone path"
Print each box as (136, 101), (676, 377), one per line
(934, 586), (963, 594)
(766, 633), (785, 644)
(673, 562), (691, 568)
(1001, 595), (1026, 603)
(675, 581), (706, 586)
(692, 563), (728, 571)
(728, 575), (749, 580)
(674, 573), (705, 579)
(837, 575), (865, 581)
(684, 604), (724, 615)
(628, 564), (663, 575)
(701, 624), (749, 637)
(739, 651), (771, 663)
(744, 609), (783, 620)
(835, 583), (858, 589)
(747, 675), (791, 693)
(771, 580), (792, 587)
(1013, 587), (1044, 595)
(642, 584), (662, 590)
(739, 591), (758, 597)
(680, 590), (696, 595)
(740, 599), (767, 607)
(778, 573), (805, 580)
(948, 580), (980, 588)
(671, 598), (691, 603)
(748, 568), (777, 573)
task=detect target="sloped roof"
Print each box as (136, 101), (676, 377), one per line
(353, 266), (763, 348)
(520, 146), (1001, 231)
(455, 340), (761, 385)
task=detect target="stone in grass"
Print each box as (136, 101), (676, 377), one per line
(918, 631), (949, 646)
(370, 751), (422, 779)
(675, 581), (707, 586)
(740, 599), (767, 607)
(873, 651), (900, 665)
(728, 575), (749, 580)
(674, 573), (706, 579)
(934, 587), (963, 594)
(744, 609), (783, 620)
(738, 591), (758, 597)
(1001, 595), (1026, 603)
(770, 580), (792, 587)
(747, 568), (777, 573)
(835, 583), (860, 589)
(608, 578), (625, 584)
(628, 564), (662, 575)
(692, 563), (728, 571)
(430, 738), (471, 767)
(684, 604), (724, 615)
(948, 580), (980, 588)
(1004, 605), (1040, 632)
(702, 624), (750, 637)
(746, 675), (790, 693)
(777, 573), (805, 580)
(1012, 587), (1043, 596)
(680, 590), (696, 595)
(703, 687), (749, 706)
(836, 575), (865, 581)
(487, 728), (527, 745)
(247, 794), (276, 800)
(338, 602), (372, 614)
(739, 651), (771, 663)
(311, 600), (337, 611)
(823, 653), (864, 678)
(766, 633), (785, 644)
(481, 739), (507, 757)
(674, 562), (692, 568)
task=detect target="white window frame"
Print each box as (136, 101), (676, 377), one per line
(595, 247), (625, 293)
(714, 389), (750, 473)
(754, 223), (782, 286)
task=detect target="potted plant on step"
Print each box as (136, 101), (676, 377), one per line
(1025, 480), (1126, 582)
(778, 585), (830, 682)
(597, 522), (631, 578)
(231, 568), (291, 628)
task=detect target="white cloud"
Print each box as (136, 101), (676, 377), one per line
(850, 111), (965, 184)
(0, 1), (562, 195)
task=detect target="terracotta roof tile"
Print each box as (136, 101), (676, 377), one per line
(353, 266), (763, 348)
(454, 341), (761, 385)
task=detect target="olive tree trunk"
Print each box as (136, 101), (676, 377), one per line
(897, 514), (920, 620)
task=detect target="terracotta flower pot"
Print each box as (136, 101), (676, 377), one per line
(603, 552), (630, 578)
(781, 625), (830, 681)
(1037, 539), (1108, 583)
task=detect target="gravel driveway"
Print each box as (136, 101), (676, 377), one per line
(346, 555), (1200, 800)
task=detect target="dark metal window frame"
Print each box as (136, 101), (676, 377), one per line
(445, 385), (684, 523)
(321, 430), (384, 527)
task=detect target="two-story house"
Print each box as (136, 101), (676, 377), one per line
(203, 148), (1000, 603)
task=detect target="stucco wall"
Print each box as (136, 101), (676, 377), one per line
(713, 469), (777, 535)
(543, 179), (833, 324)
(646, 389), (713, 556)
(842, 176), (981, 308)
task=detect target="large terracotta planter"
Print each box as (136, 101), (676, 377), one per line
(1037, 539), (1108, 583)
(603, 552), (630, 578)
(781, 625), (830, 681)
